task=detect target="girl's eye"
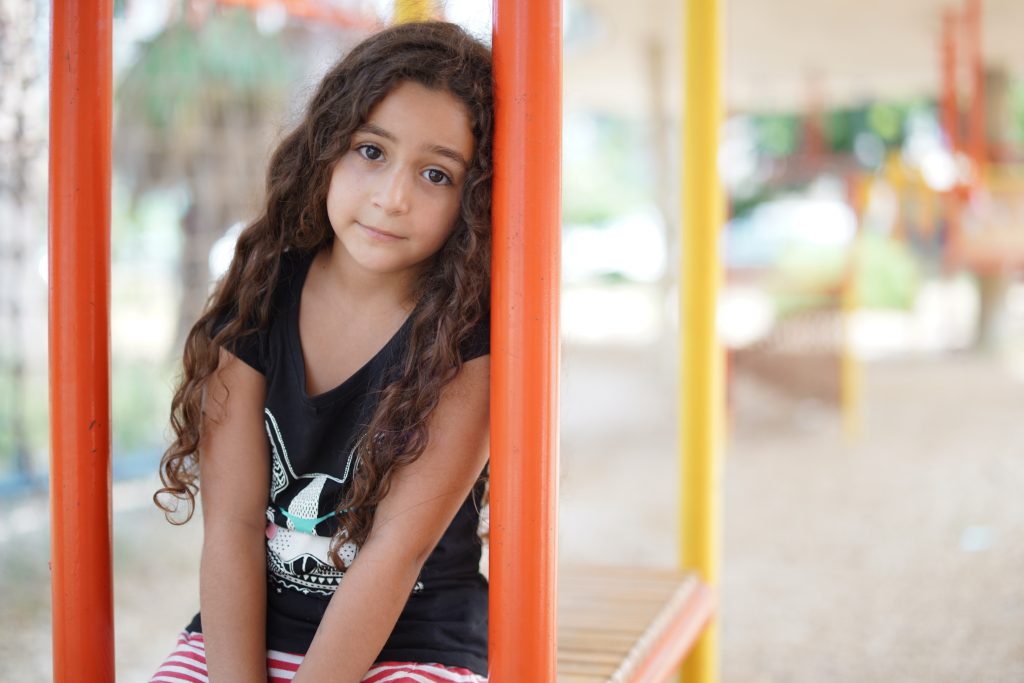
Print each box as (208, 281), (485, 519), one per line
(357, 144), (383, 161)
(423, 168), (451, 186)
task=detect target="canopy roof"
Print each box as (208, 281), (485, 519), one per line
(564, 0), (1024, 115)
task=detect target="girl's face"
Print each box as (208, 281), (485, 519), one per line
(326, 81), (475, 282)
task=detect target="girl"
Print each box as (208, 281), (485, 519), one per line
(150, 21), (493, 683)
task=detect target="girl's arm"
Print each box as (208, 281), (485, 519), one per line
(292, 355), (491, 683)
(198, 347), (270, 683)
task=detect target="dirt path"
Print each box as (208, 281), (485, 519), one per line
(721, 354), (1024, 682)
(560, 344), (1024, 683)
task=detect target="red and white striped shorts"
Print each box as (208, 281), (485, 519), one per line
(149, 631), (488, 683)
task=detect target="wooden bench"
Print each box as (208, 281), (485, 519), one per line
(557, 566), (715, 683)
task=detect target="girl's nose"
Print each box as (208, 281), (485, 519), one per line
(372, 167), (411, 215)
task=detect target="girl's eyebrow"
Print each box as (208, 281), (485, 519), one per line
(428, 144), (469, 170)
(356, 123), (469, 170)
(356, 122), (397, 142)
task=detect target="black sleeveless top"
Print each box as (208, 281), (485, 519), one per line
(186, 249), (490, 675)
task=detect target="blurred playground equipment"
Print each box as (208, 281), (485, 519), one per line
(721, 0), (1024, 438)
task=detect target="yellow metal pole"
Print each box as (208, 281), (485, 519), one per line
(840, 177), (867, 442)
(393, 0), (437, 23)
(680, 0), (723, 682)
(840, 285), (863, 441)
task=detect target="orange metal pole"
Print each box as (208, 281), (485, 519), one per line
(941, 8), (959, 156)
(489, 0), (562, 681)
(941, 8), (965, 271)
(802, 70), (824, 166)
(965, 0), (986, 176)
(48, 2), (114, 681)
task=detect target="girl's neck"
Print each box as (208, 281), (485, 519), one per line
(316, 243), (419, 315)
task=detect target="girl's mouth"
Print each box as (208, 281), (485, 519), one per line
(358, 222), (403, 241)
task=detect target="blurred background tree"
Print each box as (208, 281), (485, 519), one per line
(0, 0), (46, 487)
(115, 8), (297, 348)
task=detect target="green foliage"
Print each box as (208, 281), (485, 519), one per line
(116, 10), (295, 131)
(1012, 83), (1024, 147)
(730, 184), (795, 220)
(0, 360), (176, 477)
(112, 180), (185, 261)
(0, 390), (17, 473)
(770, 233), (920, 314)
(823, 108), (859, 153)
(772, 243), (847, 316)
(855, 232), (921, 310)
(0, 368), (50, 477)
(747, 98), (938, 162)
(563, 116), (654, 225)
(754, 114), (800, 157)
(112, 361), (177, 457)
(867, 103), (903, 143)
(864, 99), (933, 147)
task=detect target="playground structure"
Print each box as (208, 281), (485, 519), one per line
(46, 1), (720, 682)
(725, 0), (1024, 437)
(38, 0), (1024, 680)
(884, 0), (1024, 296)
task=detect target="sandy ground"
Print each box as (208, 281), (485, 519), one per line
(560, 342), (1024, 683)
(2, 342), (1023, 681)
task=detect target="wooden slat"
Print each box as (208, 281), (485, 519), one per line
(557, 566), (714, 683)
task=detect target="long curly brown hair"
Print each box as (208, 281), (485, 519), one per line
(154, 21), (493, 565)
